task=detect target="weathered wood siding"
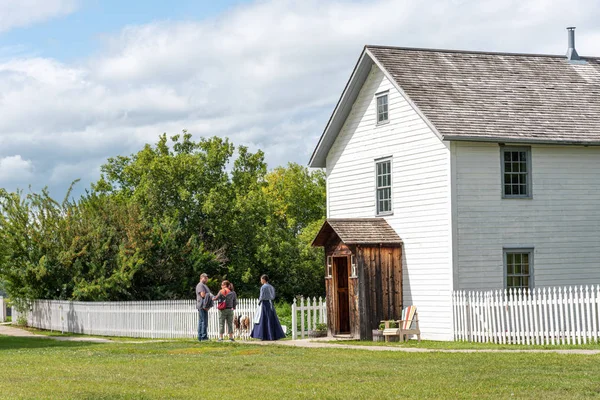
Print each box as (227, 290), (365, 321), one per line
(454, 142), (600, 290)
(348, 262), (360, 339)
(325, 270), (334, 336)
(357, 246), (402, 340)
(326, 63), (453, 340)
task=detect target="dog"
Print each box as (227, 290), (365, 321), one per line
(233, 314), (251, 339)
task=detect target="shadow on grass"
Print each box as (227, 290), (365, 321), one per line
(0, 335), (100, 350)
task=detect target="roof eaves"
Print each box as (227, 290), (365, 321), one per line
(344, 240), (404, 245)
(443, 135), (600, 146)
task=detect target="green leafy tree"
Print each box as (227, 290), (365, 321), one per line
(0, 133), (326, 302)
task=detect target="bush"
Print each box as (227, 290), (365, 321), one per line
(379, 320), (397, 330)
(275, 301), (292, 337)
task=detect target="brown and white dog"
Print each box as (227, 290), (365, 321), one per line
(233, 314), (251, 339)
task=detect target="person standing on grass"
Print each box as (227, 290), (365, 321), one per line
(251, 275), (286, 341)
(196, 273), (212, 341)
(213, 280), (237, 342)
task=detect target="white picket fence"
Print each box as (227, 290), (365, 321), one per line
(291, 296), (327, 339)
(0, 297), (8, 323)
(14, 298), (260, 340)
(453, 285), (600, 345)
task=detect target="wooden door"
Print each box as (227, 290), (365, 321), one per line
(335, 256), (350, 334)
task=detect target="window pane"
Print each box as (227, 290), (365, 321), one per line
(520, 162), (527, 173)
(523, 276), (529, 288)
(519, 184), (527, 195)
(505, 185), (512, 195)
(514, 262), (521, 274)
(515, 254), (522, 264)
(505, 163), (512, 173)
(504, 152), (511, 162)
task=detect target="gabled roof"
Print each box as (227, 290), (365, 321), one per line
(312, 218), (402, 247)
(309, 45), (600, 168)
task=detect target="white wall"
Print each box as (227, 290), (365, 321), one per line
(326, 64), (453, 340)
(455, 142), (600, 290)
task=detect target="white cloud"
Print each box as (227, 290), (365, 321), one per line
(0, 0), (78, 33)
(0, 155), (34, 183)
(0, 0), (599, 196)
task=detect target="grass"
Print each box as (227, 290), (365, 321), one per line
(329, 339), (600, 350)
(2, 335), (600, 399)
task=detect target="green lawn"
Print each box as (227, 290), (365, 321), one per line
(2, 335), (600, 399)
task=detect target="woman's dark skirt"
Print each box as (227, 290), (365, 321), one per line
(251, 300), (286, 341)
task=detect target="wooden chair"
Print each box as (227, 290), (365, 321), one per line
(381, 305), (421, 343)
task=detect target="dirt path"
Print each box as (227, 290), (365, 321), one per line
(0, 324), (112, 343)
(2, 325), (600, 354)
(253, 338), (600, 355)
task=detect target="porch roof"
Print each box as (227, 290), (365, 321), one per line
(312, 218), (402, 247)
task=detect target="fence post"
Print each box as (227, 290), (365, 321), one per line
(292, 298), (297, 340)
(0, 297), (5, 323)
(300, 297), (305, 339)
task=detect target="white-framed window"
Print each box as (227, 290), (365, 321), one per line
(501, 147), (532, 198)
(326, 256), (332, 278)
(376, 158), (392, 215)
(504, 248), (533, 290)
(350, 255), (357, 278)
(376, 92), (389, 124)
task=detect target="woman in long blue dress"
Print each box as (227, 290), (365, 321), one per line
(251, 275), (286, 341)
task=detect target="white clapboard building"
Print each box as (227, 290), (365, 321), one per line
(309, 28), (600, 340)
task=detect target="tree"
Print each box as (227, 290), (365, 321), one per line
(0, 133), (326, 302)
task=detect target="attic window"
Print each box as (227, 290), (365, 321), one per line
(376, 92), (389, 124)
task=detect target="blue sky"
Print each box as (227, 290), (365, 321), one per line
(0, 0), (599, 199)
(0, 0), (245, 61)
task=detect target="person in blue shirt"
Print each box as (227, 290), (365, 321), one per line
(250, 275), (286, 341)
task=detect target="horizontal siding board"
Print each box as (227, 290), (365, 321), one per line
(326, 64), (453, 340)
(456, 142), (600, 291)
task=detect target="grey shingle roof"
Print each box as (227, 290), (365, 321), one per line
(367, 46), (600, 144)
(312, 218), (402, 246)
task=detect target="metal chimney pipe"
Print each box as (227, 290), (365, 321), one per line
(566, 27), (580, 61)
